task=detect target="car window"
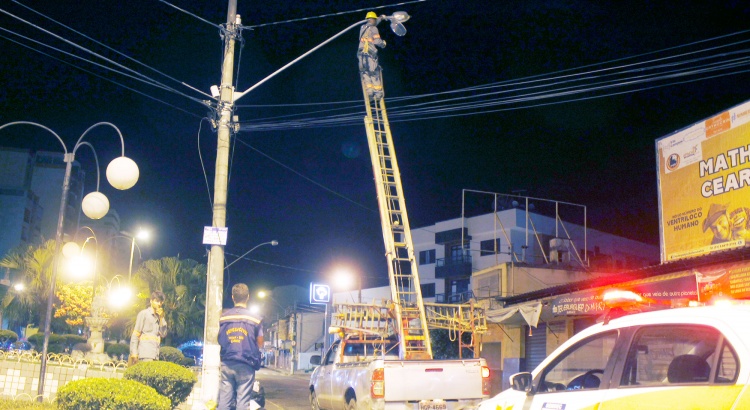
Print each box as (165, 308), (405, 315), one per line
(620, 325), (731, 387)
(538, 331), (618, 393)
(715, 341), (739, 384)
(324, 342), (340, 365)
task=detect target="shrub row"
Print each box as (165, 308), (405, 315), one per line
(57, 361), (196, 409)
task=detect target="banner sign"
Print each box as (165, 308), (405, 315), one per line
(551, 274), (697, 316)
(696, 261), (750, 301)
(657, 100), (750, 262)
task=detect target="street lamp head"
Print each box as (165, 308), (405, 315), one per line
(257, 290), (268, 299)
(271, 240), (279, 246)
(13, 283), (25, 292)
(81, 191), (110, 220)
(106, 156), (139, 190)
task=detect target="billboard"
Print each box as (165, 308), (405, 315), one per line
(657, 99), (750, 262)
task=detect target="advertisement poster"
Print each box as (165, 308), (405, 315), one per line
(657, 99), (750, 262)
(695, 261), (750, 301)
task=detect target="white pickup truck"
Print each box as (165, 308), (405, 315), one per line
(309, 336), (491, 410)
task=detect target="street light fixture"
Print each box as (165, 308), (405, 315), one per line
(0, 121), (139, 401)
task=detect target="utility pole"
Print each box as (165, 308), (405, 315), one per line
(201, 0), (239, 406)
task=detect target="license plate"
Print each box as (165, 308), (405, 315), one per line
(419, 401), (447, 410)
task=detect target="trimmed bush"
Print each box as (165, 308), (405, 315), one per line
(159, 346), (184, 364)
(178, 356), (196, 367)
(0, 330), (18, 344)
(63, 334), (87, 348)
(57, 377), (170, 410)
(105, 342), (130, 358)
(124, 361), (197, 408)
(27, 334), (65, 353)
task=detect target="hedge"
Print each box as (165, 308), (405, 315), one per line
(105, 343), (130, 358)
(27, 334), (65, 354)
(159, 346), (184, 364)
(0, 330), (18, 344)
(57, 378), (170, 410)
(124, 361), (197, 408)
(0, 398), (55, 409)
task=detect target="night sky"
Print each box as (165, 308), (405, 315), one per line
(2, 0), (750, 291)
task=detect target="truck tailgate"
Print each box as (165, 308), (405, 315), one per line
(383, 359), (485, 401)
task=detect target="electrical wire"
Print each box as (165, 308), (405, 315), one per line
(196, 118), (214, 209)
(0, 32), (203, 119)
(241, 0), (428, 30)
(157, 0), (221, 29)
(236, 49), (750, 131)
(0, 7), (208, 105)
(10, 0), (212, 99)
(233, 137), (377, 213)
(223, 253), (320, 274)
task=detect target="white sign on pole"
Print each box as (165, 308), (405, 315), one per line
(202, 226), (228, 246)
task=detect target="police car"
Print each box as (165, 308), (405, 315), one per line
(472, 292), (750, 410)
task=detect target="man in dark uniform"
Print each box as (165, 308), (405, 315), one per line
(358, 11), (388, 99)
(218, 283), (264, 410)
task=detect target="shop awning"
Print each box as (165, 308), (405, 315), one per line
(486, 301), (543, 328)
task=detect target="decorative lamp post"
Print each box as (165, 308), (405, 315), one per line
(0, 121), (138, 401)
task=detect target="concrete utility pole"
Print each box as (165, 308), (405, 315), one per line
(201, 0), (239, 406)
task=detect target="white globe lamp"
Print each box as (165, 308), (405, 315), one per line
(82, 191), (110, 220)
(62, 242), (81, 259)
(106, 156), (139, 190)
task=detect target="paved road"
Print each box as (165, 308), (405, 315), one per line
(257, 368), (311, 409)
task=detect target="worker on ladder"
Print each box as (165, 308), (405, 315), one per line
(358, 11), (387, 100)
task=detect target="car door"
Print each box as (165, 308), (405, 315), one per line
(515, 330), (621, 410)
(316, 341), (340, 409)
(600, 324), (743, 409)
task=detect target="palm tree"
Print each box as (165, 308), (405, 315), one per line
(133, 257), (206, 345)
(0, 240), (58, 333)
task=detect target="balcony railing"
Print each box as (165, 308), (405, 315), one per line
(435, 254), (472, 278)
(435, 290), (474, 304)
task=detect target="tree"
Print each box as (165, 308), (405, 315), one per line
(0, 240), (57, 331)
(54, 281), (94, 326)
(133, 257), (206, 345)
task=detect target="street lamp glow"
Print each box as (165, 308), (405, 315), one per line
(108, 285), (133, 309)
(257, 290), (267, 299)
(62, 242), (81, 259)
(13, 283), (24, 292)
(333, 267), (356, 290)
(136, 228), (150, 241)
(249, 304), (260, 315)
(67, 255), (94, 279)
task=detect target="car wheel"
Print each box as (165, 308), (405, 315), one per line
(310, 390), (322, 410)
(345, 397), (357, 410)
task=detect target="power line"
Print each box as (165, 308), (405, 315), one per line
(241, 0), (428, 30)
(233, 137), (377, 213)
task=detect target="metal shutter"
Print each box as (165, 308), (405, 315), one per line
(524, 323), (547, 372)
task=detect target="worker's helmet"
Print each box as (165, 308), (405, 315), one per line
(366, 11), (378, 19)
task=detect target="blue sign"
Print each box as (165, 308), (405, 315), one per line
(310, 283), (330, 304)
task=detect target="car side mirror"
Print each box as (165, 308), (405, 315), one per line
(510, 372), (533, 393)
(310, 355), (321, 366)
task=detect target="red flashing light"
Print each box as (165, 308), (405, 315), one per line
(371, 368), (385, 399)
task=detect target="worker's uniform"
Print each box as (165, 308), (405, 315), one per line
(130, 306), (167, 361)
(358, 17), (387, 99)
(218, 306), (264, 410)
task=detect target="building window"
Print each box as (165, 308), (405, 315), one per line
(480, 238), (502, 256)
(419, 249), (436, 265)
(421, 283), (436, 298)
